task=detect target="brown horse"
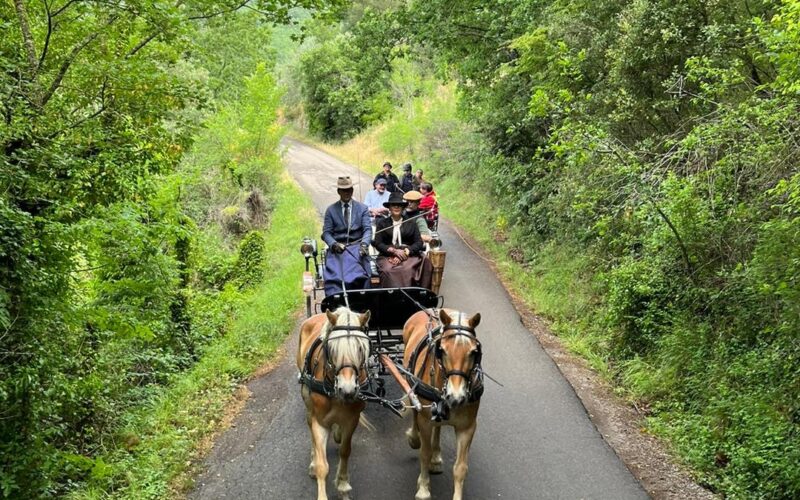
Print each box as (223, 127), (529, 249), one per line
(402, 308), (483, 500)
(297, 307), (371, 500)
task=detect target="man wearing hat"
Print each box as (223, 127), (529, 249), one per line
(399, 163), (414, 193)
(374, 161), (400, 193)
(402, 190), (432, 243)
(372, 192), (432, 289)
(363, 177), (390, 218)
(321, 176), (373, 295)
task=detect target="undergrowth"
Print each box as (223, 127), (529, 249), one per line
(69, 174), (318, 499)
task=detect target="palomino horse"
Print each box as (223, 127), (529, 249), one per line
(402, 308), (483, 500)
(297, 307), (371, 500)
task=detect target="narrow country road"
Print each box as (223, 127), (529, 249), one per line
(189, 138), (648, 499)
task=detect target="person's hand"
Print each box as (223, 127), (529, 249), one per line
(393, 247), (409, 262)
(359, 244), (369, 257)
(332, 242), (346, 254)
(388, 256), (401, 266)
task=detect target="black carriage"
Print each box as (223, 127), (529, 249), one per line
(298, 236), (447, 414)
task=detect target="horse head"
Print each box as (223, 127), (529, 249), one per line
(437, 309), (482, 408)
(324, 307), (371, 402)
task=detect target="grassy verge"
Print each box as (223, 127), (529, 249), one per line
(70, 172), (318, 499)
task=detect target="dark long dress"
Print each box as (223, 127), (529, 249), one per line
(373, 216), (433, 289)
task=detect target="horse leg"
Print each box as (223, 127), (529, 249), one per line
(332, 423), (342, 445)
(334, 412), (359, 499)
(430, 425), (443, 474)
(452, 421), (477, 500)
(310, 418), (331, 500)
(406, 410), (421, 449)
(306, 408), (317, 478)
(414, 413), (434, 500)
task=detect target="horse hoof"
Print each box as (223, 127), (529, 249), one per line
(406, 428), (420, 449)
(415, 492), (431, 500)
(429, 461), (443, 474)
(337, 483), (353, 499)
(333, 425), (342, 445)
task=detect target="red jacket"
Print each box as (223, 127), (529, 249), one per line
(419, 191), (438, 224)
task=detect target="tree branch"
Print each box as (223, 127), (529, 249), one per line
(40, 15), (118, 107)
(51, 0), (80, 17)
(187, 0), (251, 20)
(126, 30), (160, 58)
(38, 0), (54, 71)
(49, 79), (109, 138)
(13, 0), (39, 75)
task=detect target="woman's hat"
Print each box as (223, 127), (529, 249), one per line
(383, 191), (408, 208)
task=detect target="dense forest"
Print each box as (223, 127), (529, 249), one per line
(287, 0), (800, 497)
(0, 1), (341, 497)
(3, 0), (800, 498)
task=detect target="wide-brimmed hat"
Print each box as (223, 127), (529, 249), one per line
(402, 163), (412, 172)
(383, 191), (408, 208)
(403, 190), (423, 201)
(336, 176), (354, 189)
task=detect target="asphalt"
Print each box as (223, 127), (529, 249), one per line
(188, 138), (648, 500)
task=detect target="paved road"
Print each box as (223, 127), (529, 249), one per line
(189, 138), (648, 500)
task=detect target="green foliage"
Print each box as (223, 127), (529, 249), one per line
(0, 0), (338, 497)
(297, 8), (403, 140)
(232, 232), (267, 289)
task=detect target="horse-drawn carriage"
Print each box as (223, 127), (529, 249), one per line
(296, 236), (484, 500)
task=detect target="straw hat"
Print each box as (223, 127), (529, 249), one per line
(403, 190), (423, 201)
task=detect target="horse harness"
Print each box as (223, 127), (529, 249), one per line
(405, 318), (484, 420)
(299, 322), (371, 399)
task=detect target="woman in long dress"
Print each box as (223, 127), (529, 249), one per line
(373, 192), (433, 288)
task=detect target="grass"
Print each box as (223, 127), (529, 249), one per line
(70, 172), (319, 499)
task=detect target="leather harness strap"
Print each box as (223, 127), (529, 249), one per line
(405, 322), (484, 405)
(300, 323), (370, 398)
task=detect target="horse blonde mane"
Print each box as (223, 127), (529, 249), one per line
(323, 307), (370, 370)
(440, 309), (475, 346)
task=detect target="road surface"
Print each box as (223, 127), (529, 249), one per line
(189, 138), (647, 499)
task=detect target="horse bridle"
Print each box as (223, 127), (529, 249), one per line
(434, 324), (483, 383)
(323, 322), (370, 382)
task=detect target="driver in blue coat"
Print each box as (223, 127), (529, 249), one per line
(321, 176), (373, 295)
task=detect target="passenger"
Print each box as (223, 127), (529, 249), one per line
(363, 178), (390, 219)
(374, 161), (400, 193)
(418, 182), (439, 230)
(399, 163), (414, 193)
(402, 190), (432, 243)
(412, 169), (424, 191)
(373, 192), (433, 289)
(321, 176), (372, 295)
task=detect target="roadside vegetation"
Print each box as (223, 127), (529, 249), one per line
(285, 1), (800, 497)
(1, 3), (338, 498)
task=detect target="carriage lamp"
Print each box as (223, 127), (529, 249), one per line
(300, 237), (317, 258)
(429, 232), (442, 250)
